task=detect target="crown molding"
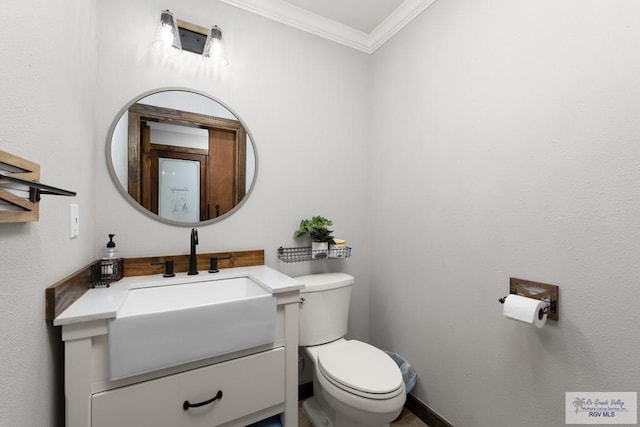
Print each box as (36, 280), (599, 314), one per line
(369, 0), (438, 52)
(217, 0), (437, 54)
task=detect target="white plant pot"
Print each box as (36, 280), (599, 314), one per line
(311, 241), (328, 259)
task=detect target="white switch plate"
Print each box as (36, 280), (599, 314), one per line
(70, 204), (79, 238)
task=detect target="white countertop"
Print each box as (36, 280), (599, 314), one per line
(54, 265), (303, 326)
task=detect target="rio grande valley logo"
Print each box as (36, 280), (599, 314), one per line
(566, 392), (637, 424)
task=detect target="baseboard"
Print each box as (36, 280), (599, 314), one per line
(405, 393), (454, 427)
(298, 383), (452, 427)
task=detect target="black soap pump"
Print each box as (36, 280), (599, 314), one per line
(100, 234), (123, 283)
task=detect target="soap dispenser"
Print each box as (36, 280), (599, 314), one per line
(100, 234), (123, 283)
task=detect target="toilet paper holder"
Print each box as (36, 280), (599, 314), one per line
(498, 277), (559, 321)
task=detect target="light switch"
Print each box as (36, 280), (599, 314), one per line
(70, 204), (79, 238)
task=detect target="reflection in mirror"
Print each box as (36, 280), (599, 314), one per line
(107, 89), (256, 226)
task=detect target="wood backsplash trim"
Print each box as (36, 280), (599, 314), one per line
(45, 261), (98, 321)
(45, 249), (265, 321)
(123, 250), (264, 277)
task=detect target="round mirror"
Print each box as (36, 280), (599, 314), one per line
(106, 88), (257, 226)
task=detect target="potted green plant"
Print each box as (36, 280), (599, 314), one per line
(294, 215), (336, 259)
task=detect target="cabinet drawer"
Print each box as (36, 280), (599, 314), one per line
(92, 347), (285, 427)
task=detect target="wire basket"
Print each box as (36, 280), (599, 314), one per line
(277, 246), (352, 263)
(90, 259), (124, 287)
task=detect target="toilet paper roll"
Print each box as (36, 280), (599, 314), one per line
(503, 294), (547, 328)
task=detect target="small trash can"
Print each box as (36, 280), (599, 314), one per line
(385, 351), (417, 394)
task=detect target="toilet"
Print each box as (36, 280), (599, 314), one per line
(297, 273), (406, 427)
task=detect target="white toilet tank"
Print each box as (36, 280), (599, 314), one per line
(297, 273), (354, 347)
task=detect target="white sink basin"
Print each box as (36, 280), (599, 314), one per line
(108, 275), (276, 380)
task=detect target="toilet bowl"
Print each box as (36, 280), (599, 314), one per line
(297, 273), (406, 427)
(304, 339), (405, 427)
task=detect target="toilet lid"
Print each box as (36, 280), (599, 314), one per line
(317, 340), (403, 395)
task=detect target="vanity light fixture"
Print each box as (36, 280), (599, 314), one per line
(152, 9), (182, 54)
(203, 25), (228, 66)
(152, 10), (228, 66)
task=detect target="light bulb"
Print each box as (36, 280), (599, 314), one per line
(203, 25), (228, 66)
(152, 10), (182, 54)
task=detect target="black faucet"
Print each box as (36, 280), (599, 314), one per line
(188, 228), (199, 275)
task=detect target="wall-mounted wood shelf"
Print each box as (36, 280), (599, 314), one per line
(0, 149), (76, 223)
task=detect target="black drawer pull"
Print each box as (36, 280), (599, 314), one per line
(183, 390), (223, 410)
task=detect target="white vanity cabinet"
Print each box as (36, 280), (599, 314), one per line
(92, 348), (285, 427)
(56, 266), (303, 427)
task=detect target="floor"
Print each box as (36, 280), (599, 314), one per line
(298, 401), (429, 427)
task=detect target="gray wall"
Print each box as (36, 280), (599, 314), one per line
(0, 1), (98, 425)
(3, 0), (640, 426)
(1, 0), (370, 425)
(94, 0), (371, 343)
(369, 1), (640, 425)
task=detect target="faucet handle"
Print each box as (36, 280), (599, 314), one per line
(152, 260), (175, 278)
(209, 257), (219, 274)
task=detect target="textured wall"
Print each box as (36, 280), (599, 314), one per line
(0, 1), (98, 426)
(1, 0), (371, 425)
(369, 1), (640, 425)
(94, 0), (371, 339)
(7, 1), (634, 426)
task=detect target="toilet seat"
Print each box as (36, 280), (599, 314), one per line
(317, 340), (404, 400)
